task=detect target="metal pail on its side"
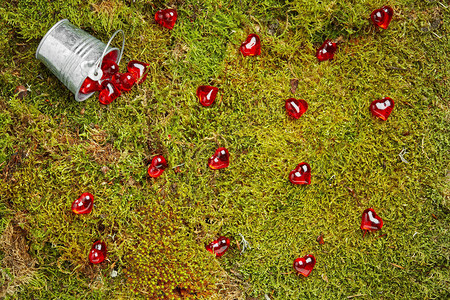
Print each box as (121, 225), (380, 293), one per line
(35, 19), (125, 101)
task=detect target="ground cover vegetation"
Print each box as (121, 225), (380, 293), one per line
(0, 0), (448, 299)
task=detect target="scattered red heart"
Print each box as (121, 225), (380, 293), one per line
(155, 9), (178, 30)
(369, 97), (394, 120)
(208, 147), (230, 170)
(293, 254), (316, 277)
(285, 98), (308, 119)
(289, 162), (311, 185)
(240, 34), (261, 57)
(361, 208), (383, 233)
(71, 192), (94, 214)
(127, 60), (149, 84)
(197, 85), (219, 107)
(89, 241), (107, 264)
(316, 40), (337, 62)
(148, 155), (168, 178)
(206, 236), (230, 257)
(371, 6), (394, 29)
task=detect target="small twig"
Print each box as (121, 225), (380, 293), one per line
(432, 32), (442, 39)
(399, 148), (409, 164)
(238, 233), (251, 254)
(347, 294), (366, 299)
(264, 294), (271, 300)
(171, 163), (185, 169)
(390, 263), (404, 269)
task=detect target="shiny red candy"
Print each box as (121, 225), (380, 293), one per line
(371, 6), (394, 29)
(155, 9), (177, 30)
(147, 155), (168, 178)
(289, 162), (311, 185)
(240, 34), (261, 57)
(208, 147), (229, 170)
(361, 208), (383, 232)
(101, 59), (119, 80)
(112, 72), (136, 92)
(80, 77), (101, 94)
(127, 60), (149, 83)
(316, 40), (337, 62)
(370, 97), (394, 120)
(293, 254), (316, 277)
(197, 86), (219, 107)
(89, 241), (107, 264)
(99, 80), (121, 105)
(285, 98), (308, 119)
(71, 192), (94, 214)
(206, 236), (230, 257)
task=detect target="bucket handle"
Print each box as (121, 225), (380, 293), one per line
(88, 29), (125, 81)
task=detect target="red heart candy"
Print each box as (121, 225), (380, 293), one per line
(371, 6), (394, 29)
(316, 40), (337, 62)
(240, 34), (261, 57)
(89, 241), (107, 264)
(369, 97), (394, 120)
(147, 155), (168, 178)
(361, 208), (383, 232)
(208, 147), (229, 170)
(112, 72), (136, 92)
(197, 86), (219, 107)
(155, 9), (177, 30)
(293, 254), (316, 277)
(79, 77), (101, 94)
(99, 80), (121, 105)
(101, 59), (119, 80)
(127, 60), (149, 83)
(285, 98), (308, 119)
(289, 162), (311, 185)
(206, 236), (230, 257)
(71, 192), (94, 214)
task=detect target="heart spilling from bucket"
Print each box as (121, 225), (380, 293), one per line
(148, 155), (168, 178)
(206, 236), (230, 257)
(89, 241), (107, 264)
(79, 58), (149, 105)
(71, 192), (94, 214)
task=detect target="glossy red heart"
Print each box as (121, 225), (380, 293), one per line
(293, 254), (316, 277)
(127, 60), (149, 83)
(285, 98), (308, 119)
(155, 9), (178, 30)
(101, 59), (119, 80)
(71, 192), (94, 214)
(289, 162), (311, 185)
(197, 86), (218, 107)
(79, 77), (101, 94)
(361, 208), (383, 232)
(99, 80), (121, 105)
(369, 97), (394, 120)
(208, 147), (229, 170)
(316, 40), (337, 62)
(89, 241), (107, 264)
(240, 34), (261, 57)
(206, 236), (230, 257)
(112, 72), (136, 92)
(147, 155), (168, 178)
(371, 6), (394, 29)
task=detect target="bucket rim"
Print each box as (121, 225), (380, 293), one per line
(35, 19), (70, 59)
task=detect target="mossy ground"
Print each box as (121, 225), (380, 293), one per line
(0, 0), (449, 299)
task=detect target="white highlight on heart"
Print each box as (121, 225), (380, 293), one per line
(295, 171), (301, 177)
(306, 257), (313, 263)
(245, 37), (257, 49)
(290, 101), (300, 113)
(375, 100), (392, 110)
(302, 165), (308, 172)
(368, 211), (380, 224)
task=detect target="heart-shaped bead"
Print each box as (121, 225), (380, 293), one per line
(155, 9), (178, 30)
(89, 241), (107, 264)
(285, 98), (308, 119)
(361, 208), (383, 232)
(147, 155), (168, 178)
(127, 60), (149, 83)
(206, 236), (230, 257)
(369, 97), (394, 120)
(371, 6), (394, 29)
(316, 40), (337, 62)
(79, 77), (101, 94)
(71, 192), (94, 214)
(240, 34), (261, 57)
(101, 59), (119, 80)
(99, 80), (121, 105)
(197, 86), (219, 107)
(289, 162), (311, 185)
(293, 254), (316, 277)
(112, 72), (136, 92)
(208, 147), (229, 170)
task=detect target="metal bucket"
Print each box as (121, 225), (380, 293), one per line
(35, 19), (125, 101)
